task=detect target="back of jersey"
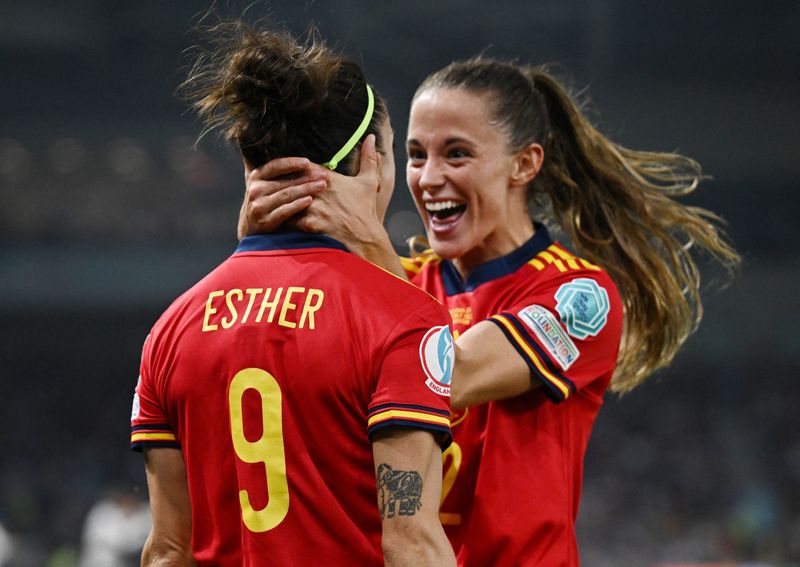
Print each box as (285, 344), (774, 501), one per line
(131, 233), (452, 566)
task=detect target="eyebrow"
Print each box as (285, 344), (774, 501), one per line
(406, 136), (475, 146)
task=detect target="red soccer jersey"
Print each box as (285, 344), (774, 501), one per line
(405, 224), (623, 567)
(130, 232), (453, 566)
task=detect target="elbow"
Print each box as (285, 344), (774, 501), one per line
(449, 386), (468, 410)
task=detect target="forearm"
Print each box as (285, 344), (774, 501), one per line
(142, 448), (193, 567)
(451, 321), (536, 409)
(141, 532), (193, 567)
(382, 519), (455, 567)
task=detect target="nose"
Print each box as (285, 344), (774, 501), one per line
(417, 156), (445, 191)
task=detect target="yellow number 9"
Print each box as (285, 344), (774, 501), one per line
(228, 368), (289, 532)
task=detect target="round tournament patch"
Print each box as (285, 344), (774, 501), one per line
(554, 278), (610, 339)
(419, 326), (454, 396)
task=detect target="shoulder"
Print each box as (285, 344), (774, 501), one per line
(330, 252), (446, 315)
(523, 242), (618, 295)
(506, 242), (623, 339)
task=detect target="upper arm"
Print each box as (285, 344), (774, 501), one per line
(141, 447), (193, 566)
(372, 428), (455, 567)
(451, 320), (535, 409)
(451, 273), (624, 409)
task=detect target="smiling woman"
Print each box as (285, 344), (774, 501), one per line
(406, 87), (541, 277)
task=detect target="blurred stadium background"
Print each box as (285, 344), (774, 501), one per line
(1, 1), (798, 565)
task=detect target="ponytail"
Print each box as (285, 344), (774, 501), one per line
(524, 68), (739, 391)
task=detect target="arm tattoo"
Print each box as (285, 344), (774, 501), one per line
(376, 463), (423, 519)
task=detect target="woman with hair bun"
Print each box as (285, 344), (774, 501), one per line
(243, 55), (739, 565)
(130, 21), (456, 566)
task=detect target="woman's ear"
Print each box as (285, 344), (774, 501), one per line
(510, 143), (544, 187)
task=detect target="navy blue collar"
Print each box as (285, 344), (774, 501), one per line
(236, 231), (349, 254)
(440, 223), (553, 295)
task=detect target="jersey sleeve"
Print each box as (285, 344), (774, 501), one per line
(130, 333), (180, 451)
(367, 300), (453, 449)
(487, 273), (623, 403)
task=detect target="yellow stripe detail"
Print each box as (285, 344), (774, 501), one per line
(131, 432), (177, 443)
(549, 245), (581, 270)
(491, 315), (570, 399)
(580, 258), (602, 271)
(368, 409), (451, 429)
(528, 258), (546, 270)
(539, 251), (567, 273)
(533, 245), (601, 273)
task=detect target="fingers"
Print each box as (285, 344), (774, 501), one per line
(260, 196), (313, 227)
(246, 157), (310, 182)
(248, 177), (326, 207)
(246, 157), (328, 191)
(358, 134), (379, 179)
(248, 183), (319, 233)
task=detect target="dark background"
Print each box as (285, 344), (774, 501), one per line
(1, 1), (798, 565)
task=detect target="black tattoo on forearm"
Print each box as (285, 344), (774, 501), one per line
(376, 463), (423, 519)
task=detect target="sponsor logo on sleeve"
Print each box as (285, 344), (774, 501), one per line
(517, 304), (580, 370)
(419, 326), (454, 396)
(555, 278), (610, 339)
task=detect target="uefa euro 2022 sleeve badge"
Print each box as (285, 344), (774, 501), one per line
(419, 326), (454, 396)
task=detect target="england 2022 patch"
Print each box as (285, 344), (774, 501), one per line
(554, 278), (610, 339)
(419, 326), (454, 396)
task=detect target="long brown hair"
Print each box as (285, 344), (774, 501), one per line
(416, 57), (740, 392)
(180, 20), (387, 174)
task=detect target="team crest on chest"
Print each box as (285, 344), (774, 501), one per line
(449, 306), (472, 326)
(554, 278), (610, 339)
(419, 326), (454, 396)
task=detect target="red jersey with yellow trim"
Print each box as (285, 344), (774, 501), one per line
(405, 224), (622, 567)
(130, 232), (452, 567)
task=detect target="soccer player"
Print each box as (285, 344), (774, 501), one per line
(129, 22), (456, 567)
(240, 57), (739, 565)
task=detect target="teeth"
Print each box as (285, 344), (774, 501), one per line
(426, 200), (462, 212)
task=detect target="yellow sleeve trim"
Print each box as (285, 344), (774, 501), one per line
(491, 315), (571, 399)
(368, 409), (452, 428)
(131, 432), (177, 443)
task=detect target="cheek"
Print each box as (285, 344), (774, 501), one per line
(406, 169), (422, 200)
(405, 164), (417, 190)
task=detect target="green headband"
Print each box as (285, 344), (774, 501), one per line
(322, 84), (375, 171)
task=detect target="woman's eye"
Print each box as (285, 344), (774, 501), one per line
(449, 148), (470, 159)
(407, 148), (425, 160)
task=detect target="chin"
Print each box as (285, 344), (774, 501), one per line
(427, 236), (466, 261)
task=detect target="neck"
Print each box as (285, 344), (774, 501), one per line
(452, 220), (536, 279)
